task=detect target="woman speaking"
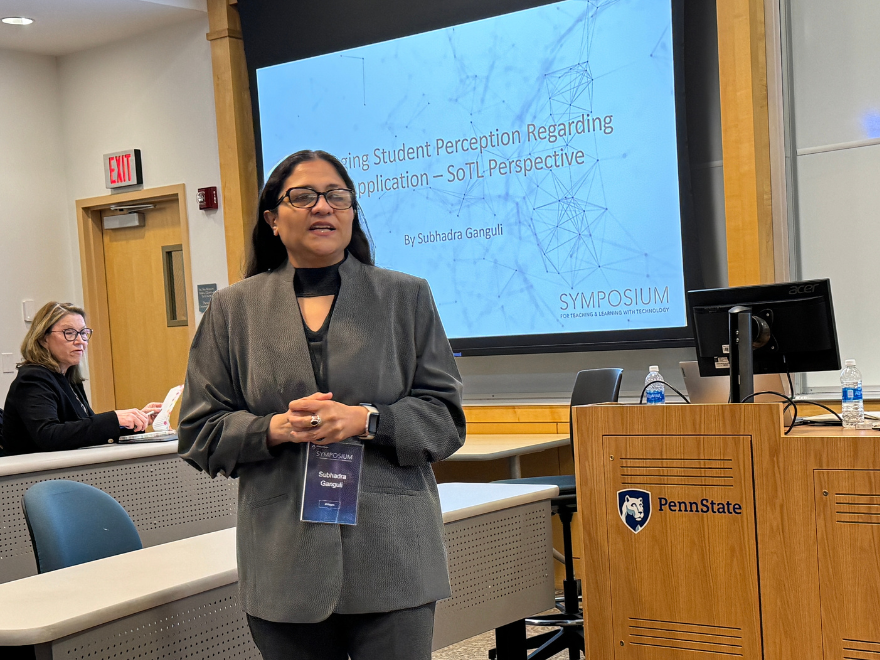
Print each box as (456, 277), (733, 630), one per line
(178, 150), (466, 659)
(2, 302), (161, 454)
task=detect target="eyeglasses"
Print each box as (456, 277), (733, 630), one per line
(277, 188), (355, 210)
(49, 328), (93, 342)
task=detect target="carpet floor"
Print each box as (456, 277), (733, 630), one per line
(433, 615), (583, 660)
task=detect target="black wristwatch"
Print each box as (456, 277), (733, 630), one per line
(358, 404), (379, 440)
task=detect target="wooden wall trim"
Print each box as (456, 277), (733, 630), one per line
(175, 187), (197, 332)
(463, 404), (569, 434)
(206, 28), (243, 41)
(764, 0), (791, 283)
(207, 0), (258, 285)
(716, 0), (775, 286)
(76, 204), (115, 413)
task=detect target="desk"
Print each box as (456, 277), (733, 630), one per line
(754, 423), (880, 660)
(446, 433), (569, 477)
(0, 482), (558, 659)
(574, 402), (880, 660)
(0, 442), (236, 583)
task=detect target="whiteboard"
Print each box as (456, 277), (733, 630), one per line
(796, 146), (880, 394)
(786, 0), (880, 395)
(789, 0), (880, 148)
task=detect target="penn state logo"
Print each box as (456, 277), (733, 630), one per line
(618, 489), (651, 533)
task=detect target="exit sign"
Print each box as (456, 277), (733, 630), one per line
(103, 149), (143, 189)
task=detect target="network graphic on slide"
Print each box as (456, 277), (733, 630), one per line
(257, 0), (687, 338)
(530, 59), (624, 289)
(525, 16), (675, 291)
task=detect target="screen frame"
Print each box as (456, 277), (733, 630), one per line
(687, 279), (841, 378)
(239, 0), (703, 356)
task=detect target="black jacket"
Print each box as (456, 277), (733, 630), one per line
(1, 364), (120, 454)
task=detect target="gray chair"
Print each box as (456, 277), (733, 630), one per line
(492, 368), (624, 660)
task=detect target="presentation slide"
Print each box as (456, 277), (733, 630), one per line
(257, 0), (687, 341)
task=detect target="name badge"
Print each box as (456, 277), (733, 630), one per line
(301, 442), (364, 525)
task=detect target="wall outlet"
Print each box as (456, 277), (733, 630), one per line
(22, 299), (35, 322)
(1, 353), (14, 373)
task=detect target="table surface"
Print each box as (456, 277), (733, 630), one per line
(1, 433), (574, 476)
(0, 482), (558, 645)
(0, 432), (576, 475)
(786, 424), (880, 437)
(446, 434), (569, 461)
(0, 441), (179, 477)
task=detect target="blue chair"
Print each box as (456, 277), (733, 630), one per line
(22, 480), (142, 573)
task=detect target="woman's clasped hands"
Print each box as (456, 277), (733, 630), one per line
(267, 392), (369, 447)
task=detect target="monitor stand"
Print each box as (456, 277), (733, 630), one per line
(729, 305), (755, 403)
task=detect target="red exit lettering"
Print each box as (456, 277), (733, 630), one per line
(108, 154), (132, 184)
(105, 149), (141, 189)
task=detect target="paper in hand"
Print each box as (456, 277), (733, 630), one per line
(152, 385), (184, 432)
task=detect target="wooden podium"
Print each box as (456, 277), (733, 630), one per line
(573, 403), (880, 660)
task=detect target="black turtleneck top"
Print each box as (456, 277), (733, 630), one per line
(293, 258), (343, 393)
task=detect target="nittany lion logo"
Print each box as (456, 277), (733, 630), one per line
(618, 489), (652, 533)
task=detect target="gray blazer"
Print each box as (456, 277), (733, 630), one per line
(177, 256), (466, 623)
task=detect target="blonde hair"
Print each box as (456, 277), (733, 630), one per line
(20, 302), (88, 384)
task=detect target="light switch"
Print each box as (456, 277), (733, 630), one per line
(22, 299), (35, 322)
(1, 353), (14, 373)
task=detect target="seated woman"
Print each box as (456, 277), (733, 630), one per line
(1, 302), (161, 455)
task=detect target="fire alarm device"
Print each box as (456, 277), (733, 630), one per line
(198, 187), (219, 210)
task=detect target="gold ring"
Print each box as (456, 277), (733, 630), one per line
(310, 413), (322, 428)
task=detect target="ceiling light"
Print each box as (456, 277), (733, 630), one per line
(2, 17), (34, 26)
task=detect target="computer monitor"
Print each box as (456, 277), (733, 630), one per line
(687, 279), (840, 402)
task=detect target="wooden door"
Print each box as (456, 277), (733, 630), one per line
(603, 434), (762, 659)
(814, 469), (880, 660)
(101, 200), (190, 426)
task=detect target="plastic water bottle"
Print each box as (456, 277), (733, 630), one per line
(645, 366), (665, 404)
(840, 359), (865, 428)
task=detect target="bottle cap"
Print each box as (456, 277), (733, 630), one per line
(845, 359), (856, 366)
(649, 366), (659, 372)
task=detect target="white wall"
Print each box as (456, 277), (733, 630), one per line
(0, 49), (78, 401)
(57, 15), (228, 323)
